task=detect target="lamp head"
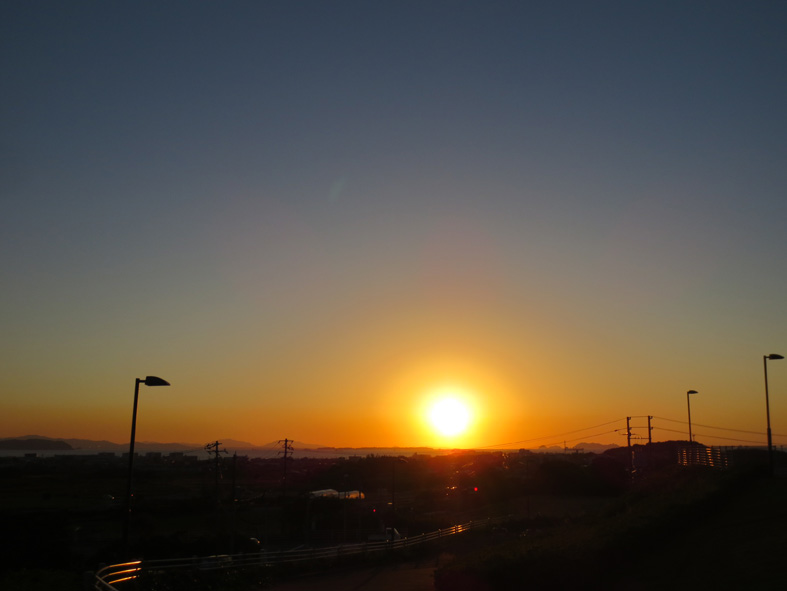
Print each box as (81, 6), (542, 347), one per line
(766, 354), (784, 361)
(143, 376), (170, 387)
(687, 390), (698, 395)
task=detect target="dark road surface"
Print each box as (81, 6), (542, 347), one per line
(265, 552), (457, 591)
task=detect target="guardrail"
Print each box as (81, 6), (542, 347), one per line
(95, 517), (507, 590)
(677, 445), (732, 468)
(94, 561), (142, 590)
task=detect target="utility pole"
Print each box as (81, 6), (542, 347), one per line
(231, 452), (237, 503)
(230, 452), (238, 554)
(626, 417), (631, 448)
(205, 441), (227, 505)
(205, 440), (228, 554)
(278, 438), (293, 496)
(647, 416), (653, 444)
(626, 417), (633, 473)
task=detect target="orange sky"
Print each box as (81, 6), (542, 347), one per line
(3, 339), (786, 450)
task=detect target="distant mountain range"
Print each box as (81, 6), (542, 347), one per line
(0, 437), (73, 451)
(0, 434), (258, 452)
(0, 435), (619, 454)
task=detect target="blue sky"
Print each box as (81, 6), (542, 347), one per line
(2, 1), (786, 448)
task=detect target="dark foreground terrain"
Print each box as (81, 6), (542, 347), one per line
(2, 446), (786, 590)
(258, 466), (787, 591)
(432, 466), (787, 590)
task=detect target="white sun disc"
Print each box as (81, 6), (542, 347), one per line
(429, 397), (471, 436)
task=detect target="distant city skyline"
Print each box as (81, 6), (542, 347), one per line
(0, 432), (626, 456)
(2, 2), (786, 450)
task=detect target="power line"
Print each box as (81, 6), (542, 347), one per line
(653, 416), (787, 438)
(495, 429), (626, 450)
(653, 426), (766, 445)
(653, 416), (761, 434)
(480, 415), (787, 452)
(693, 432), (766, 445)
(177, 447), (210, 454)
(480, 419), (626, 449)
(694, 424), (764, 435)
(562, 429), (624, 445)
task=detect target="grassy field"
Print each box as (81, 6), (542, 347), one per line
(433, 466), (787, 590)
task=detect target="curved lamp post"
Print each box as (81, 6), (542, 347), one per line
(764, 354), (783, 476)
(687, 390), (698, 443)
(123, 376), (170, 552)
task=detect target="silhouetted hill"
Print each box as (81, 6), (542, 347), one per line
(0, 438), (72, 451)
(0, 435), (127, 451)
(534, 442), (619, 453)
(260, 440), (329, 450)
(0, 435), (257, 453)
(576, 441), (620, 452)
(0, 435), (620, 456)
(211, 438), (259, 448)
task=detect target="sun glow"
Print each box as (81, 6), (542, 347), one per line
(424, 389), (476, 441)
(429, 397), (470, 436)
(387, 360), (507, 447)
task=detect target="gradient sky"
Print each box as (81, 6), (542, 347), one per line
(2, 1), (786, 450)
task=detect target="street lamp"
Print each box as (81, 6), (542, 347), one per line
(763, 354), (783, 476)
(687, 390), (698, 444)
(123, 376), (170, 552)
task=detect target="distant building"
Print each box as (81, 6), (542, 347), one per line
(309, 489), (365, 499)
(310, 489), (339, 498)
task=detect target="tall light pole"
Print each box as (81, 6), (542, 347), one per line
(687, 390), (698, 444)
(764, 354), (783, 476)
(123, 376), (170, 552)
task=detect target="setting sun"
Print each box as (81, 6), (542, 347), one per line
(427, 395), (472, 438)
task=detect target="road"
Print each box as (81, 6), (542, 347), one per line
(264, 552), (456, 591)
